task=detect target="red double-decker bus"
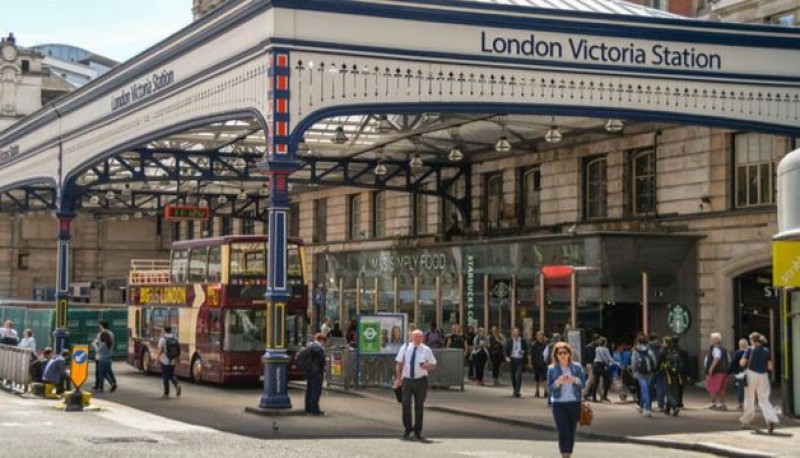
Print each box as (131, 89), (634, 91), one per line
(126, 235), (308, 384)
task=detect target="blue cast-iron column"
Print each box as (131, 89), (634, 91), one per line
(53, 213), (74, 352)
(259, 50), (296, 410)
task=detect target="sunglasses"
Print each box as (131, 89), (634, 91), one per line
(556, 351), (570, 356)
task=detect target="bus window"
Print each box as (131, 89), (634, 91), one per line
(208, 309), (221, 346)
(134, 309), (141, 338)
(223, 308), (266, 352)
(171, 249), (189, 283)
(141, 308), (152, 338)
(188, 247), (208, 283)
(230, 242), (266, 277)
(208, 246), (222, 283)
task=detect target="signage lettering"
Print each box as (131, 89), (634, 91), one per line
(369, 252), (448, 274)
(138, 286), (187, 305)
(111, 69), (175, 111)
(466, 254), (475, 325)
(480, 32), (722, 70)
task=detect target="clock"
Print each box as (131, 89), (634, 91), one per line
(1, 43), (17, 62)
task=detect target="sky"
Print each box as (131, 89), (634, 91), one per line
(0, 0), (193, 62)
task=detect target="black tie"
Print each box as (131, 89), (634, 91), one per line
(410, 346), (417, 379)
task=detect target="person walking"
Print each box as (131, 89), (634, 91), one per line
(394, 329), (437, 441)
(648, 333), (666, 412)
(92, 321), (117, 393)
(739, 332), (779, 433)
(660, 336), (683, 416)
(631, 334), (657, 417)
(581, 334), (599, 398)
(731, 338), (749, 411)
(704, 332), (730, 411)
(471, 327), (490, 385)
(586, 337), (613, 402)
(547, 341), (587, 458)
(301, 333), (327, 415)
(156, 326), (182, 398)
(504, 327), (527, 397)
(488, 326), (506, 385)
(464, 325), (476, 381)
(530, 330), (548, 398)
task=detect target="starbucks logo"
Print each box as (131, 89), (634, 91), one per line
(667, 303), (691, 334)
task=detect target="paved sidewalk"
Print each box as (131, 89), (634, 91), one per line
(308, 375), (799, 458)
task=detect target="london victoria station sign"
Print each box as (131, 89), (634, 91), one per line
(110, 69), (175, 112)
(480, 32), (722, 70)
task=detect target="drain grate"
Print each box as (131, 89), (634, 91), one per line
(85, 437), (159, 445)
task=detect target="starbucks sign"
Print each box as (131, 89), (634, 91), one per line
(667, 303), (691, 334)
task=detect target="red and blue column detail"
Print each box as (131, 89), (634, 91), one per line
(259, 50), (297, 410)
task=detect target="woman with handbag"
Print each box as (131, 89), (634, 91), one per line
(739, 332), (779, 433)
(731, 338), (748, 411)
(547, 341), (587, 458)
(472, 327), (490, 385)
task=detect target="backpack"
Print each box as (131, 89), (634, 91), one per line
(636, 348), (656, 375)
(296, 347), (313, 371)
(425, 330), (443, 348)
(662, 350), (682, 375)
(165, 336), (181, 360)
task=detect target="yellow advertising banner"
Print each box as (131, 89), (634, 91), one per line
(70, 344), (90, 388)
(772, 241), (800, 287)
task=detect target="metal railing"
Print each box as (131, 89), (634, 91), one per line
(325, 346), (464, 391)
(128, 259), (171, 284)
(0, 344), (32, 392)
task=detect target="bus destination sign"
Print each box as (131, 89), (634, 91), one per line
(164, 205), (210, 221)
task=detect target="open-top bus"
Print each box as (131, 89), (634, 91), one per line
(126, 235), (308, 384)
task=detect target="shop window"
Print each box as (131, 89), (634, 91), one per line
(289, 202), (300, 237)
(413, 193), (428, 236)
(484, 173), (503, 230)
(313, 198), (327, 243)
(734, 133), (790, 208)
(372, 191), (386, 238)
(519, 166), (541, 226)
(348, 194), (361, 240)
(630, 148), (657, 216)
(584, 156), (608, 219)
(241, 211), (255, 235)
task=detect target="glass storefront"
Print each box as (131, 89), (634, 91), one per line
(321, 234), (697, 353)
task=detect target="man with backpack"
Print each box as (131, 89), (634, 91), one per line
(298, 333), (327, 415)
(156, 326), (182, 398)
(424, 322), (444, 349)
(704, 332), (730, 411)
(648, 333), (666, 412)
(630, 334), (657, 417)
(660, 336), (683, 416)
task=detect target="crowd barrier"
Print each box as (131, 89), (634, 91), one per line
(324, 346), (464, 391)
(0, 344), (33, 392)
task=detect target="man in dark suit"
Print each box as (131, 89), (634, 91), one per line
(505, 326), (528, 397)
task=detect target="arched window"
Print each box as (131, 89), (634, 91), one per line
(484, 173), (503, 229)
(585, 157), (607, 219)
(520, 166), (541, 226)
(632, 149), (656, 215)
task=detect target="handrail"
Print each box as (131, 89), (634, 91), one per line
(129, 259), (171, 285)
(0, 344), (33, 392)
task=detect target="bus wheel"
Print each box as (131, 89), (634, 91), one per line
(191, 355), (203, 384)
(141, 349), (152, 374)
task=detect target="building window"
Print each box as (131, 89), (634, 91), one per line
(220, 216), (232, 236)
(313, 199), (327, 243)
(372, 191), (386, 238)
(584, 156), (607, 219)
(734, 133), (789, 208)
(519, 166), (541, 226)
(289, 203), (300, 237)
(769, 12), (796, 27)
(204, 218), (214, 237)
(21, 60), (29, 72)
(241, 211), (255, 235)
(173, 222), (181, 241)
(413, 193), (428, 236)
(631, 149), (657, 215)
(484, 173), (503, 229)
(348, 194), (361, 240)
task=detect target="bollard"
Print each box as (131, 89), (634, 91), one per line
(64, 388), (84, 412)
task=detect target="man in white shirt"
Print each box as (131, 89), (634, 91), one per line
(395, 329), (437, 441)
(320, 317), (331, 337)
(0, 320), (19, 345)
(504, 327), (528, 397)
